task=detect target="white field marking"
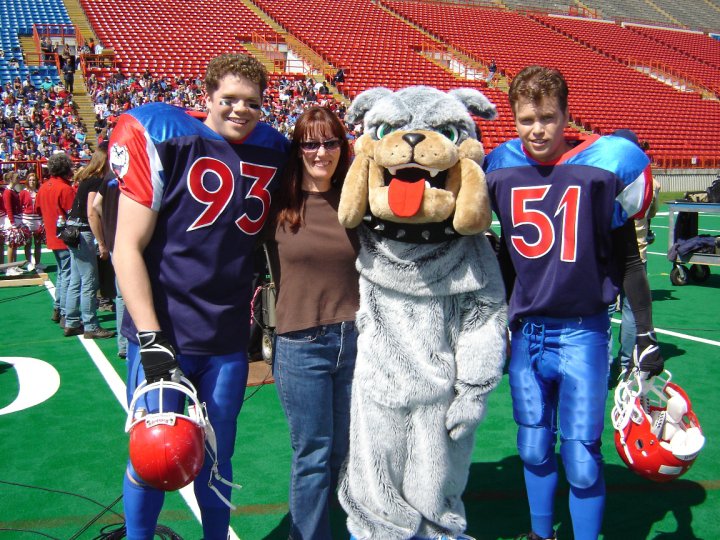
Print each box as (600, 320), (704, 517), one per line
(0, 357), (60, 415)
(42, 277), (241, 540)
(652, 211), (720, 233)
(492, 218), (720, 234)
(610, 317), (720, 347)
(650, 224), (720, 233)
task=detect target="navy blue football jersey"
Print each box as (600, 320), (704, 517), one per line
(109, 103), (289, 355)
(484, 134), (652, 326)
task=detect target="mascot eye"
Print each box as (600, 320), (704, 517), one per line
(376, 123), (397, 139)
(439, 126), (459, 143)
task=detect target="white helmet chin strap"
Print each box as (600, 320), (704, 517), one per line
(200, 404), (243, 509)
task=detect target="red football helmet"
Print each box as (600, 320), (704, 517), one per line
(125, 378), (208, 491)
(611, 370), (705, 482)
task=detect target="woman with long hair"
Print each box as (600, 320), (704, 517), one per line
(266, 106), (359, 539)
(20, 172), (44, 271)
(63, 144), (115, 339)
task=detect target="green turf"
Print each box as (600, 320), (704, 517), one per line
(1, 205), (718, 539)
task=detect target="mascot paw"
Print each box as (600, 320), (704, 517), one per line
(446, 395), (486, 441)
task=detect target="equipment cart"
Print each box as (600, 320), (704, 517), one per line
(667, 200), (720, 286)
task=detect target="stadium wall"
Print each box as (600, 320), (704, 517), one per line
(653, 169), (720, 193)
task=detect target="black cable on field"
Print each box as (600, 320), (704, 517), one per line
(93, 524), (183, 539)
(0, 481), (184, 539)
(69, 495), (123, 540)
(0, 479), (124, 519)
(244, 363), (273, 402)
(0, 287), (47, 304)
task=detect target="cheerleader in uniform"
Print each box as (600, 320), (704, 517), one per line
(2, 171), (30, 276)
(20, 172), (44, 271)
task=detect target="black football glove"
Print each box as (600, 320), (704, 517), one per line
(137, 330), (182, 383)
(633, 330), (664, 378)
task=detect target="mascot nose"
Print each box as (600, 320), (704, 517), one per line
(402, 133), (426, 148)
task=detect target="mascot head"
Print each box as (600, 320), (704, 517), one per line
(339, 86), (496, 242)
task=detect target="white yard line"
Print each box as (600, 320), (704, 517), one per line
(610, 316), (720, 347)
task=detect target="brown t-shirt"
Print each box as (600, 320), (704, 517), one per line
(268, 187), (361, 334)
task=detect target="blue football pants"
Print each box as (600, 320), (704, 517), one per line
(123, 343), (248, 540)
(510, 313), (610, 540)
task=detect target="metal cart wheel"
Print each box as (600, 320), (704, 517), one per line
(670, 265), (689, 286)
(689, 264), (711, 283)
(261, 328), (275, 365)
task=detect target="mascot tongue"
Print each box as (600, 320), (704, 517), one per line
(388, 178), (425, 217)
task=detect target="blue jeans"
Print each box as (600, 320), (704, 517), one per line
(65, 230), (99, 331)
(615, 262), (647, 370)
(53, 249), (72, 316)
(274, 321), (357, 540)
(111, 255), (128, 355)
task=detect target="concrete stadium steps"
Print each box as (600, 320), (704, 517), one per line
(61, 0), (98, 44)
(240, 0), (349, 103)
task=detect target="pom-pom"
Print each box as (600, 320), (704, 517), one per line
(5, 226), (31, 248)
(35, 224), (46, 242)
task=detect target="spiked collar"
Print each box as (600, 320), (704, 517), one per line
(361, 213), (461, 243)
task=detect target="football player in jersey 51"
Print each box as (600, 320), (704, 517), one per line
(484, 65), (663, 540)
(110, 54), (289, 540)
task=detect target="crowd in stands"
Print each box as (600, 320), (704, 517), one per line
(2, 63), (351, 185)
(260, 74), (348, 137)
(0, 74), (90, 177)
(85, 69), (349, 143)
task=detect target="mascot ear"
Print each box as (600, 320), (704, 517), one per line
(338, 149), (370, 229)
(448, 88), (497, 121)
(346, 87), (393, 126)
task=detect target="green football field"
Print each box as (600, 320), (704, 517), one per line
(1, 203), (719, 539)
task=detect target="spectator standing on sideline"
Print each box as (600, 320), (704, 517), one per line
(266, 107), (358, 540)
(111, 53), (289, 539)
(63, 144), (115, 339)
(484, 66), (663, 540)
(89, 173), (128, 358)
(35, 153), (76, 324)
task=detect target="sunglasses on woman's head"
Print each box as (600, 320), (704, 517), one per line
(299, 139), (341, 152)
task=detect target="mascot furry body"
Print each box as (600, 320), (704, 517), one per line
(338, 86), (508, 540)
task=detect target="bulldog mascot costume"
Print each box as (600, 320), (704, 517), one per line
(337, 86), (508, 540)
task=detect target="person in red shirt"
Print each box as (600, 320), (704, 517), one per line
(36, 153), (76, 323)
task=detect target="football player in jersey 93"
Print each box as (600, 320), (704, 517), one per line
(111, 54), (289, 540)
